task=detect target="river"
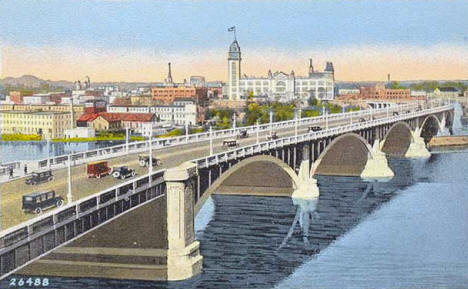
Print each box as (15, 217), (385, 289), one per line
(0, 141), (125, 163)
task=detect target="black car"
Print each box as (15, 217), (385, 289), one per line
(308, 126), (322, 132)
(359, 117), (366, 122)
(138, 155), (162, 167)
(25, 171), (53, 185)
(22, 190), (64, 214)
(223, 139), (239, 149)
(237, 130), (249, 139)
(266, 131), (278, 140)
(393, 111), (399, 116)
(112, 166), (136, 179)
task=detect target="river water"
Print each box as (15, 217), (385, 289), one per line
(0, 141), (125, 163)
(2, 105), (468, 288)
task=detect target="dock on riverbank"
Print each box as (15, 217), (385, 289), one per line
(429, 136), (468, 147)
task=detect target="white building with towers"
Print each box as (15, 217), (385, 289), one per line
(226, 31), (335, 103)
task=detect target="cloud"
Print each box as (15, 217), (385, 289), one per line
(2, 43), (468, 82)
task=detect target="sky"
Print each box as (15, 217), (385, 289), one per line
(1, 0), (468, 82)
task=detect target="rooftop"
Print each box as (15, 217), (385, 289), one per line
(0, 110), (70, 115)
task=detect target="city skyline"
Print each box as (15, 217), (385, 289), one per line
(1, 0), (468, 82)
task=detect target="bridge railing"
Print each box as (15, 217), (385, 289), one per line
(0, 102), (421, 175)
(193, 103), (453, 169)
(0, 168), (167, 278)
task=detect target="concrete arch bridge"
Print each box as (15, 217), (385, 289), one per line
(0, 104), (454, 282)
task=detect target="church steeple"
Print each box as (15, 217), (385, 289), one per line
(308, 58), (314, 76)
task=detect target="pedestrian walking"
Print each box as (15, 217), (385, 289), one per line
(9, 167), (13, 179)
(24, 164), (28, 175)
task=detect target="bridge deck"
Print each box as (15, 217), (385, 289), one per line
(0, 109), (395, 230)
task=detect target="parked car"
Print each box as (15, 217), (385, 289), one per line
(87, 161), (112, 178)
(22, 190), (64, 214)
(393, 111), (399, 116)
(223, 139), (239, 149)
(25, 170), (53, 185)
(138, 155), (162, 167)
(266, 131), (278, 140)
(308, 126), (322, 132)
(112, 166), (136, 180)
(359, 117), (366, 122)
(237, 129), (249, 139)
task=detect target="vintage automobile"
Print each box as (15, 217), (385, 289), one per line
(112, 166), (136, 179)
(87, 161), (112, 178)
(237, 129), (249, 139)
(308, 126), (322, 133)
(266, 131), (278, 141)
(25, 170), (53, 185)
(223, 139), (239, 149)
(138, 155), (162, 167)
(22, 190), (64, 214)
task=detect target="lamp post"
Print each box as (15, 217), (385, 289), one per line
(294, 108), (298, 137)
(269, 108), (273, 134)
(256, 120), (260, 144)
(325, 111), (329, 130)
(125, 127), (130, 153)
(67, 154), (73, 204)
(149, 137), (153, 174)
(209, 125), (213, 155)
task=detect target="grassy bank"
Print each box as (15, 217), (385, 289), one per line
(52, 135), (145, 142)
(0, 134), (43, 141)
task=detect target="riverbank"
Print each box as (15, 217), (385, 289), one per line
(428, 135), (468, 147)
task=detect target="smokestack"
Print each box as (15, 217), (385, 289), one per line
(166, 62), (173, 84)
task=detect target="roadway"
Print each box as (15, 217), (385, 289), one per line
(0, 111), (388, 230)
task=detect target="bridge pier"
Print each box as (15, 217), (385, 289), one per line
(405, 128), (431, 158)
(164, 162), (203, 281)
(361, 139), (394, 181)
(437, 114), (451, 136)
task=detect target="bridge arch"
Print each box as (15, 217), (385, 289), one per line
(196, 155), (300, 213)
(312, 133), (372, 177)
(420, 114), (441, 142)
(381, 121), (413, 157)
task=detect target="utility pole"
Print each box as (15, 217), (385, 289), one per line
(185, 123), (189, 143)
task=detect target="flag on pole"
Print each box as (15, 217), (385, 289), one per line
(228, 26), (235, 32)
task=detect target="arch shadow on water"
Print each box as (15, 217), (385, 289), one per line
(3, 158), (418, 289)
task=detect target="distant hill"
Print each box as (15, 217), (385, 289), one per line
(0, 75), (74, 90)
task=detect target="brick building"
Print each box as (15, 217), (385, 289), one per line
(151, 86), (208, 105)
(359, 83), (411, 100)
